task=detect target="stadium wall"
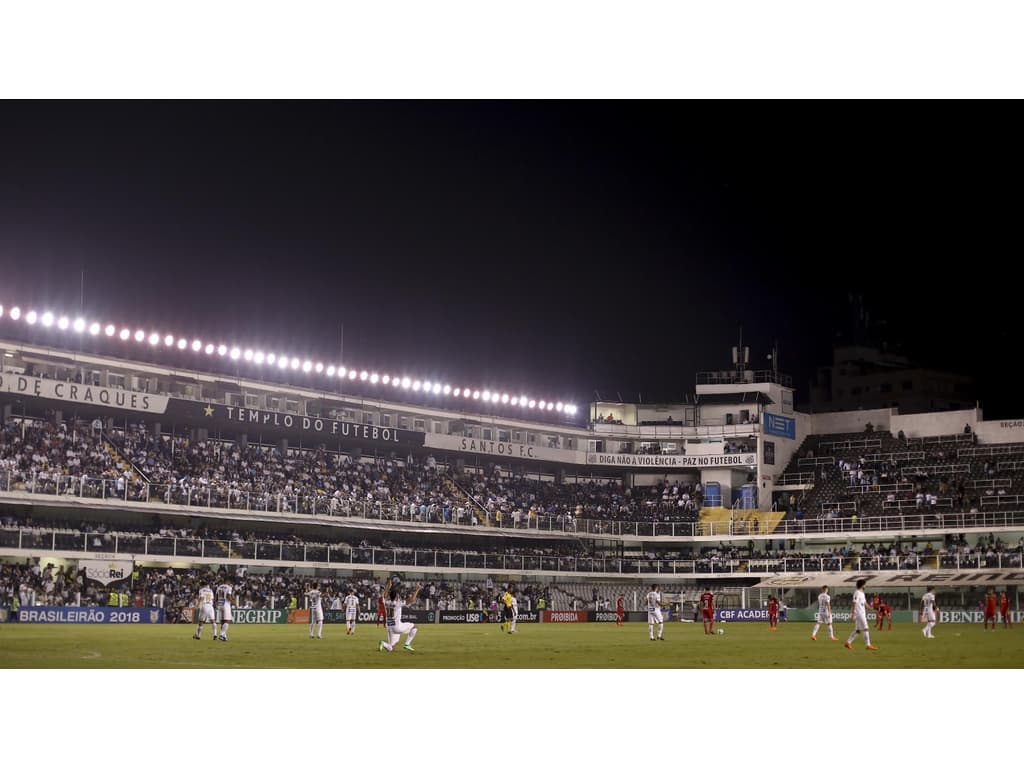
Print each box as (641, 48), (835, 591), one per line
(810, 408), (893, 435)
(890, 408), (981, 439)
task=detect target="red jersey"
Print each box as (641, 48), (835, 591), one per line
(986, 594), (997, 610)
(767, 598), (778, 615)
(879, 603), (891, 617)
(615, 597), (624, 614)
(871, 596), (882, 611)
(377, 597), (386, 615)
(700, 592), (714, 612)
(999, 595), (1009, 614)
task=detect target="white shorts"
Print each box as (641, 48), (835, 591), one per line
(924, 609), (935, 622)
(387, 621), (415, 639)
(309, 606), (323, 622)
(648, 609), (663, 625)
(346, 610), (357, 622)
(817, 613), (832, 625)
(197, 604), (215, 623)
(854, 610), (869, 631)
(216, 603), (232, 623)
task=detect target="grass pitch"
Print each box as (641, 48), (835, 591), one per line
(1, 621), (1021, 668)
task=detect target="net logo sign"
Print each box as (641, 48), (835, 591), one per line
(763, 413), (796, 440)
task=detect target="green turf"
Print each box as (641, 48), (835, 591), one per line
(0, 621), (1020, 668)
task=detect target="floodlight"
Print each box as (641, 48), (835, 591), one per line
(302, 360), (312, 372)
(148, 332), (160, 346)
(192, 339), (202, 351)
(89, 322), (101, 336)
(412, 380), (421, 391)
(528, 400), (536, 408)
(10, 307), (21, 320)
(119, 328), (131, 340)
(164, 334), (175, 346)
(41, 312), (54, 327)
(381, 374), (390, 384)
(134, 330), (145, 342)
(57, 317), (70, 330)
(443, 385), (451, 395)
(231, 348), (242, 361)
(348, 369), (357, 380)
(255, 351), (265, 364)
(472, 390), (480, 399)
(370, 373), (379, 384)
(74, 318), (86, 333)
(326, 365), (335, 376)
(205, 343), (215, 355)
(266, 353), (276, 364)
(433, 383), (442, 394)
(401, 377), (411, 389)
(26, 311), (38, 325)
(104, 324), (115, 336)
(314, 362), (323, 373)
(244, 349), (254, 361)
(360, 371), (368, 381)
(501, 394), (509, 404)
(177, 338), (187, 349)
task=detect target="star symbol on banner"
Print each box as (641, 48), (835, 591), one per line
(203, 405), (215, 417)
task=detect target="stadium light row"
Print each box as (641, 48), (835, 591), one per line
(0, 303), (578, 415)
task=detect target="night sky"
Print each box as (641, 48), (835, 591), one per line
(0, 103), (1019, 417)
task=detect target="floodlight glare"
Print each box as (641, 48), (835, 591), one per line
(482, 391), (491, 402)
(538, 400), (546, 409)
(556, 402), (563, 412)
(164, 334), (175, 346)
(510, 397), (518, 405)
(326, 365), (335, 376)
(381, 374), (390, 384)
(231, 348), (242, 361)
(89, 322), (101, 336)
(205, 343), (215, 355)
(215, 345), (226, 357)
(433, 383), (442, 394)
(422, 381), (432, 392)
(412, 380), (421, 391)
(519, 395), (528, 406)
(177, 338), (187, 350)
(104, 324), (115, 336)
(370, 373), (379, 384)
(392, 376), (401, 387)
(547, 402), (554, 411)
(453, 388), (461, 397)
(472, 390), (480, 400)
(244, 350), (254, 361)
(290, 357), (300, 369)
(348, 369), (357, 380)
(57, 317), (70, 330)
(337, 366), (346, 378)
(191, 339), (202, 351)
(254, 351), (265, 364)
(265, 353), (275, 364)
(464, 389), (471, 398)
(278, 356), (289, 369)
(401, 377), (411, 389)
(119, 328), (131, 340)
(148, 333), (160, 346)
(528, 400), (536, 408)
(26, 311), (38, 325)
(501, 394), (510, 404)
(0, 304), (3, 318)
(360, 371), (368, 381)
(314, 362), (323, 373)
(74, 318), (86, 333)
(41, 312), (54, 327)
(302, 360), (312, 372)
(443, 385), (451, 395)
(9, 307), (20, 320)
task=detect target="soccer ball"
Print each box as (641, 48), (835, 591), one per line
(717, 628), (724, 635)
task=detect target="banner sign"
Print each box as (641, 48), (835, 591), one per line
(440, 610), (486, 624)
(786, 608), (912, 623)
(165, 400), (426, 447)
(715, 608), (771, 622)
(764, 413), (796, 440)
(935, 610), (1024, 624)
(289, 609), (310, 624)
(542, 610), (588, 623)
(230, 608), (288, 624)
(0, 374), (169, 414)
(17, 606), (164, 624)
(586, 452), (757, 469)
(81, 559), (133, 586)
(588, 611), (623, 623)
(423, 433), (576, 463)
(755, 571), (1024, 588)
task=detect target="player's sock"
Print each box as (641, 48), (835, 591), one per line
(863, 631), (871, 646)
(846, 631), (857, 644)
(221, 624), (229, 640)
(812, 624), (819, 638)
(406, 627), (418, 645)
(657, 624), (664, 639)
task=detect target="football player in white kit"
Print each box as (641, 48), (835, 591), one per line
(921, 585), (937, 638)
(378, 582), (423, 653)
(306, 583), (324, 639)
(193, 585), (216, 640)
(646, 585), (666, 641)
(811, 585), (837, 641)
(344, 587), (360, 635)
(510, 591), (519, 633)
(844, 578), (878, 650)
(215, 580), (233, 641)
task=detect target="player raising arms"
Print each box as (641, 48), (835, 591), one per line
(306, 583), (324, 640)
(845, 578), (878, 651)
(921, 586), (937, 639)
(344, 587), (360, 635)
(700, 587), (715, 635)
(193, 584), (216, 640)
(379, 582), (423, 653)
(984, 588), (998, 631)
(811, 585), (837, 641)
(215, 579), (233, 641)
(767, 594), (779, 631)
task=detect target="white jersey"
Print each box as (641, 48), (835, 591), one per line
(307, 589), (323, 621)
(511, 596), (519, 617)
(385, 597), (414, 637)
(215, 584), (233, 622)
(646, 590), (664, 624)
(922, 592), (936, 620)
(852, 589), (869, 630)
(344, 594), (359, 615)
(197, 586), (215, 622)
(817, 592), (832, 622)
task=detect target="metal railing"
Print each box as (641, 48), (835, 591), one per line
(863, 451), (926, 463)
(2, 524), (1020, 574)
(4, 469), (1024, 540)
(775, 472), (815, 485)
(959, 445), (1024, 458)
(798, 456), (836, 467)
(905, 433), (974, 446)
(818, 438), (882, 451)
